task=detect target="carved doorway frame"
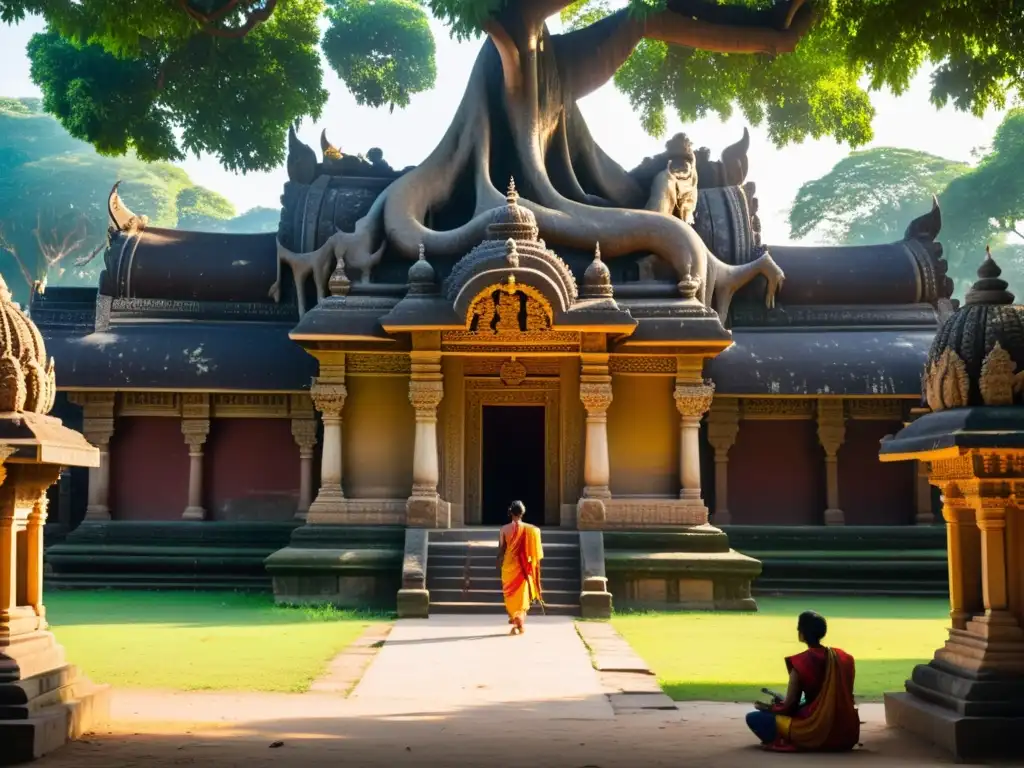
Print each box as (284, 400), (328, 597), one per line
(465, 378), (560, 527)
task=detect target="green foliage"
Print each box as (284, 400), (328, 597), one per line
(175, 186), (238, 231)
(788, 110), (1024, 294)
(23, 0), (328, 173)
(9, 0), (1024, 167)
(0, 97), (267, 299)
(940, 109), (1024, 260)
(222, 206), (281, 233)
(323, 0), (436, 111)
(788, 148), (969, 244)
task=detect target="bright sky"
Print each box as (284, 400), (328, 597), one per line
(0, 14), (1007, 245)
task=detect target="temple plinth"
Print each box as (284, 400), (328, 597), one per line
(0, 276), (107, 764)
(879, 253), (1024, 762)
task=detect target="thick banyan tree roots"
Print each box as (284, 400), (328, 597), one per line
(343, 27), (785, 320)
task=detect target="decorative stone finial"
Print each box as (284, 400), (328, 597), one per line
(582, 241), (613, 299)
(923, 249), (1024, 411)
(678, 268), (701, 300)
(505, 238), (520, 268)
(407, 242), (436, 293)
(0, 273), (56, 414)
(486, 178), (539, 242)
(965, 246), (1015, 306)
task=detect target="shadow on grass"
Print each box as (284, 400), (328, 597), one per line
(45, 590), (394, 628)
(661, 659), (922, 703)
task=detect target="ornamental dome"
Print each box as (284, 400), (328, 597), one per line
(923, 249), (1024, 411)
(0, 276), (55, 414)
(486, 179), (539, 242)
(407, 243), (437, 294)
(582, 243), (613, 299)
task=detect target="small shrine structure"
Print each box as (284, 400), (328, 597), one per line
(0, 275), (106, 764)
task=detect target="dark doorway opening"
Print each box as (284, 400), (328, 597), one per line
(481, 405), (546, 526)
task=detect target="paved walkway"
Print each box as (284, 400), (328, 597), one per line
(36, 615), (961, 767)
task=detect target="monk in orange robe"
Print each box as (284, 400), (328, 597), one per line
(496, 500), (543, 635)
(746, 611), (861, 752)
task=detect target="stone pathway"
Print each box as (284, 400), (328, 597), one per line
(350, 615), (613, 718)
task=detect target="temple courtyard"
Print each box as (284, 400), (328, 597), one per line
(25, 592), (979, 766)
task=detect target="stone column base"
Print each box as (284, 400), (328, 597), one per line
(576, 498), (606, 530)
(934, 612), (1024, 675)
(824, 508), (845, 525)
(182, 506), (205, 521)
(580, 575), (612, 619)
(396, 589), (430, 619)
(406, 495), (451, 528)
(886, 660), (1024, 762)
(0, 631), (110, 765)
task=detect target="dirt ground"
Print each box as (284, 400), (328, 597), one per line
(38, 698), (964, 768)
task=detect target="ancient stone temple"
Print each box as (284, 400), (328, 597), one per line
(34, 130), (954, 610)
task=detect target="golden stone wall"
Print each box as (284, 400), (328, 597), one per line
(607, 374), (678, 497)
(342, 374), (415, 499)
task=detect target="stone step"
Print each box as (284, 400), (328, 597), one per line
(429, 601), (579, 616)
(427, 564), (579, 579)
(428, 588), (579, 604)
(428, 554), (579, 568)
(427, 576), (580, 593)
(427, 540), (579, 552)
(429, 528), (579, 544)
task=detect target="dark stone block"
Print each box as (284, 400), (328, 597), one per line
(885, 691), (1024, 761)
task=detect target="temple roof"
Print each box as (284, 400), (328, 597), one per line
(705, 329), (934, 397)
(43, 321), (316, 391)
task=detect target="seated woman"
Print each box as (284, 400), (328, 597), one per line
(746, 611), (860, 752)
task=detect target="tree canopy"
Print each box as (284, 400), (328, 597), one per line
(0, 97), (276, 301)
(788, 108), (1024, 295)
(5, 0), (1022, 173)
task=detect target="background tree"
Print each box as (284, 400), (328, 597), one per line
(788, 148), (970, 245)
(5, 0), (1022, 174)
(0, 97), (275, 302)
(788, 109), (1024, 296)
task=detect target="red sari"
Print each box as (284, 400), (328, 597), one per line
(769, 647), (860, 752)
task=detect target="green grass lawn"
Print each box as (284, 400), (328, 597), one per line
(46, 591), (386, 693)
(610, 596), (949, 703)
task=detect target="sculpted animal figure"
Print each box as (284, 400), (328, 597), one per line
(270, 230), (386, 317)
(645, 160), (699, 225)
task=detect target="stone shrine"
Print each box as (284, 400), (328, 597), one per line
(0, 275), (107, 764)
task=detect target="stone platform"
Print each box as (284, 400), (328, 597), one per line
(604, 526), (760, 610)
(0, 631), (110, 765)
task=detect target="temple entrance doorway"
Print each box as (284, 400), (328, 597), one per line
(480, 405), (546, 526)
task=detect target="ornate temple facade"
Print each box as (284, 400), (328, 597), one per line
(33, 131), (953, 609)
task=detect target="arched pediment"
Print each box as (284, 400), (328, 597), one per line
(452, 268), (573, 333)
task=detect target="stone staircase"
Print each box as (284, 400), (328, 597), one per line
(426, 528), (581, 615)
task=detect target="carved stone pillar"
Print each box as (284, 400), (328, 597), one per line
(291, 417), (318, 521)
(70, 392), (116, 521)
(673, 379), (714, 504)
(308, 374), (347, 521)
(816, 399), (846, 525)
(706, 398), (740, 525)
(941, 495), (982, 631)
(407, 351), (446, 528)
(576, 354), (612, 529)
(181, 419), (210, 520)
(914, 461), (936, 524)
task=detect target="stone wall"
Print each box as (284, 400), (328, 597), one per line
(110, 417), (189, 520)
(607, 374), (677, 497)
(342, 374), (415, 498)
